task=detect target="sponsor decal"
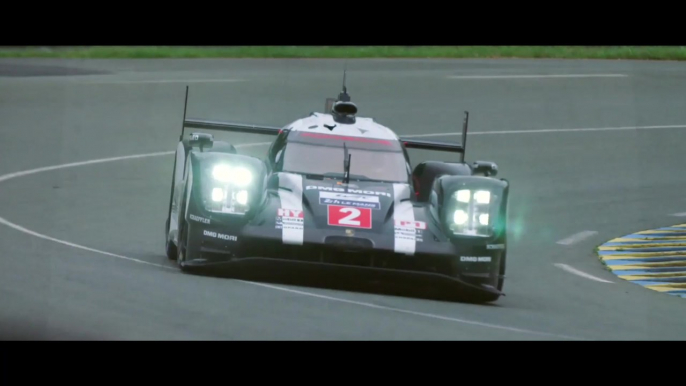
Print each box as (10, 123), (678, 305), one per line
(327, 205), (372, 229)
(392, 183), (416, 255)
(460, 256), (492, 263)
(277, 208), (304, 218)
(306, 185), (391, 198)
(394, 220), (426, 229)
(394, 220), (425, 243)
(276, 208), (304, 230)
(277, 173), (304, 245)
(190, 214), (210, 224)
(203, 230), (238, 241)
(319, 191), (381, 210)
(487, 244), (505, 250)
(394, 228), (416, 240)
(218, 233), (237, 241)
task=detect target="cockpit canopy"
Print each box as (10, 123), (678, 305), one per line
(275, 131), (410, 183)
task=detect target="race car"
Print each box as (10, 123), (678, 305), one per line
(163, 80), (509, 303)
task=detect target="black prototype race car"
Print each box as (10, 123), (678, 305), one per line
(164, 83), (510, 302)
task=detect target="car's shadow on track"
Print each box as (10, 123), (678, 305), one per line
(184, 267), (503, 306)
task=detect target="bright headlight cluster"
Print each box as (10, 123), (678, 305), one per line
(449, 189), (493, 236)
(205, 163), (254, 215)
(212, 164), (252, 187)
(235, 190), (248, 205)
(211, 187), (225, 202)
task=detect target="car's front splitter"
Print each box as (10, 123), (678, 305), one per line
(180, 256), (504, 299)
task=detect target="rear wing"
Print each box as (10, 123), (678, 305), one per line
(400, 111), (469, 163)
(183, 119), (281, 136)
(177, 86), (281, 142)
(178, 86), (470, 163)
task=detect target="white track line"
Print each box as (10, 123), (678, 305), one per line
(554, 264), (614, 284)
(447, 74), (628, 79)
(0, 151), (174, 184)
(79, 79), (247, 85)
(0, 216), (172, 270)
(556, 231), (598, 246)
(241, 280), (584, 340)
(670, 212), (686, 217)
(402, 124), (686, 139)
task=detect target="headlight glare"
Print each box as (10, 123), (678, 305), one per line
(448, 188), (495, 237)
(474, 190), (490, 204)
(205, 163), (255, 215)
(211, 187), (224, 202)
(479, 213), (489, 225)
(229, 167), (252, 187)
(454, 209), (468, 224)
(235, 190), (249, 205)
(212, 164), (232, 182)
(456, 189), (470, 203)
(212, 164), (252, 187)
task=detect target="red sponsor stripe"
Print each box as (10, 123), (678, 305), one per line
(300, 132), (393, 146)
(395, 220), (426, 229)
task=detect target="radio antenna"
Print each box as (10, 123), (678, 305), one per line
(343, 142), (351, 186)
(337, 64), (350, 102)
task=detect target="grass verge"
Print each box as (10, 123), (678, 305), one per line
(1, 46), (686, 60)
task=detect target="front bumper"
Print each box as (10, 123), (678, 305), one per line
(184, 219), (505, 297)
(181, 256), (504, 298)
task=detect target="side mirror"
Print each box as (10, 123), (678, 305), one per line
(471, 161), (498, 177)
(189, 132), (213, 151)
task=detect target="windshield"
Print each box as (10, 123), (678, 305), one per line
(281, 142), (409, 183)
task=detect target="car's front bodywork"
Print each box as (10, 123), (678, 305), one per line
(173, 150), (508, 298)
(164, 85), (509, 301)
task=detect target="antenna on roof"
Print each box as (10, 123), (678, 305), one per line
(331, 64), (357, 123)
(460, 111), (469, 163)
(337, 64), (350, 102)
(343, 142), (351, 186)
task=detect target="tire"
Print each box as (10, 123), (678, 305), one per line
(165, 227), (177, 261)
(176, 217), (192, 272)
(175, 181), (197, 272)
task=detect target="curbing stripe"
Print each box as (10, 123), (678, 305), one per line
(597, 223), (686, 299)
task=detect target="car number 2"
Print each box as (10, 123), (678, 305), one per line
(327, 205), (372, 229)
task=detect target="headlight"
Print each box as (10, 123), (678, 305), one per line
(235, 190), (248, 205)
(212, 164), (252, 187)
(211, 187), (225, 202)
(205, 163), (254, 215)
(448, 189), (494, 236)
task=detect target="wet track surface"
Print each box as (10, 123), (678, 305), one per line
(1, 58), (686, 340)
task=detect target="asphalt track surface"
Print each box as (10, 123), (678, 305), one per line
(1, 58), (686, 340)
